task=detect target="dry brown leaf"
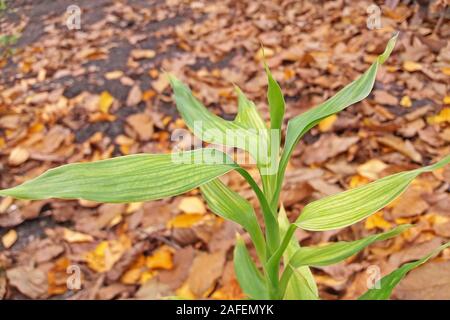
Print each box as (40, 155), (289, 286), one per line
(7, 266), (48, 299)
(185, 250), (226, 298)
(62, 228), (94, 243)
(357, 159), (388, 180)
(377, 135), (422, 163)
(126, 85), (142, 106)
(131, 49), (156, 60)
(373, 90), (398, 105)
(126, 113), (154, 141)
(303, 134), (359, 165)
(395, 261), (450, 299)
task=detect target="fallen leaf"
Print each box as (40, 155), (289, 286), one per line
(131, 49), (156, 60)
(7, 266), (48, 299)
(400, 95), (412, 107)
(357, 159), (388, 180)
(8, 147), (29, 166)
(47, 257), (70, 296)
(318, 114), (337, 132)
(373, 90), (398, 105)
(178, 196), (206, 214)
(85, 236), (131, 273)
(403, 60), (422, 72)
(377, 135), (422, 163)
(167, 213), (207, 228)
(152, 75), (169, 93)
(390, 186), (430, 218)
(395, 261), (450, 299)
(427, 107), (450, 124)
(365, 211), (392, 230)
(185, 251), (226, 298)
(146, 246), (174, 270)
(99, 91), (114, 113)
(105, 70), (124, 80)
(126, 113), (154, 141)
(303, 134), (359, 165)
(126, 85), (142, 106)
(2, 229), (17, 248)
(62, 228), (94, 243)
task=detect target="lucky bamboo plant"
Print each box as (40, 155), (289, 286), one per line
(1, 33), (449, 300)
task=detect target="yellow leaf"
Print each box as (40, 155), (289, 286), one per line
(146, 246), (174, 270)
(442, 67), (450, 76)
(443, 96), (450, 105)
(62, 228), (94, 243)
(176, 282), (195, 300)
(139, 270), (156, 284)
(349, 175), (370, 188)
(99, 91), (114, 113)
(2, 229), (17, 249)
(357, 159), (388, 180)
(178, 196), (206, 214)
(365, 211), (392, 230)
(427, 107), (450, 124)
(318, 114), (337, 132)
(400, 95), (412, 108)
(85, 236), (130, 272)
(166, 213), (206, 228)
(126, 202), (143, 214)
(121, 268), (143, 285)
(403, 61), (422, 72)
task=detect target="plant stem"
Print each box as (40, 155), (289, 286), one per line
(237, 167), (280, 255)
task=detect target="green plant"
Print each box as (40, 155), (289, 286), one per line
(1, 33), (449, 300)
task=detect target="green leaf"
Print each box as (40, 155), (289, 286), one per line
(295, 155), (449, 231)
(272, 34), (398, 208)
(278, 206), (318, 300)
(169, 75), (271, 166)
(359, 242), (450, 300)
(234, 237), (269, 300)
(0, 149), (237, 203)
(280, 225), (410, 292)
(200, 178), (266, 261)
(265, 63), (285, 132)
(290, 225), (410, 268)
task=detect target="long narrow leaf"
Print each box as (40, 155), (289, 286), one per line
(289, 225), (410, 268)
(169, 75), (270, 166)
(278, 206), (318, 300)
(265, 63), (285, 133)
(200, 179), (266, 261)
(280, 225), (410, 291)
(272, 34), (398, 208)
(359, 242), (450, 300)
(0, 149), (237, 203)
(234, 237), (269, 300)
(296, 155), (450, 231)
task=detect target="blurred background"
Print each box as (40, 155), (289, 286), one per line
(0, 0), (449, 299)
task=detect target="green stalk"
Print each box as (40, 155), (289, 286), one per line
(237, 167), (280, 256)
